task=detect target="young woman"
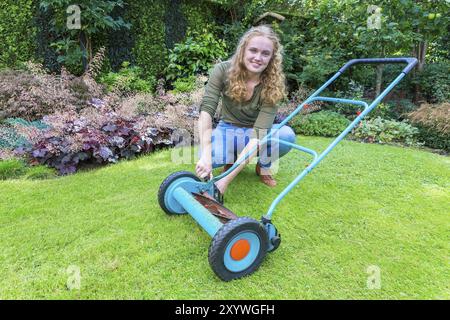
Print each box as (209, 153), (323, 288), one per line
(196, 25), (295, 199)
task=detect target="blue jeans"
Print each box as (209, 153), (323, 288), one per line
(209, 121), (296, 169)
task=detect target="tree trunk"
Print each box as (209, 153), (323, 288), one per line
(414, 40), (427, 102)
(230, 8), (236, 23)
(375, 47), (385, 97)
(375, 64), (383, 97)
(79, 31), (88, 72)
(87, 36), (93, 65)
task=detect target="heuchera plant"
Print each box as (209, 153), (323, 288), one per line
(19, 106), (173, 174)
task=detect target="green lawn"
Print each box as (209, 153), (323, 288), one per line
(0, 136), (449, 299)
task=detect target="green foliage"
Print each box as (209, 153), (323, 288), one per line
(24, 165), (57, 180)
(98, 62), (156, 94)
(39, 0), (130, 31)
(290, 111), (350, 137)
(49, 38), (85, 75)
(0, 159), (27, 180)
(366, 103), (394, 120)
(105, 4), (135, 72)
(386, 99), (418, 120)
(297, 49), (346, 89)
(352, 117), (419, 146)
(39, 0), (131, 74)
(208, 0), (241, 8)
(321, 80), (365, 117)
(0, 0), (36, 68)
(413, 62), (450, 103)
(222, 22), (248, 56)
(165, 30), (227, 81)
(414, 126), (450, 152)
(130, 0), (167, 78)
(171, 76), (197, 93)
(181, 0), (218, 36)
(276, 20), (305, 87)
(35, 5), (61, 73)
(258, 0), (450, 96)
(388, 0), (449, 44)
(0, 158), (56, 180)
(165, 0), (187, 50)
(5, 118), (48, 130)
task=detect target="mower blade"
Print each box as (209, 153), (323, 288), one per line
(192, 192), (238, 222)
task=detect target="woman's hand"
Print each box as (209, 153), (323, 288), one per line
(196, 155), (212, 180)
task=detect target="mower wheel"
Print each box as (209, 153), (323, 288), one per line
(208, 217), (268, 281)
(158, 171), (200, 215)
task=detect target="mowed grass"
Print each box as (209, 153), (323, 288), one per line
(0, 136), (449, 299)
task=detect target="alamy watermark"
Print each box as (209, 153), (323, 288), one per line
(66, 265), (81, 290)
(367, 5), (382, 30)
(66, 5), (81, 30)
(170, 127), (281, 175)
(366, 265), (381, 289)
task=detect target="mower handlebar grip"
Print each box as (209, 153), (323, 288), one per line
(338, 57), (418, 75)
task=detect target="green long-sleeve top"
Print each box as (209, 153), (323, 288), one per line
(199, 61), (278, 138)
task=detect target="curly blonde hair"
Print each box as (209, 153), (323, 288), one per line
(226, 25), (286, 106)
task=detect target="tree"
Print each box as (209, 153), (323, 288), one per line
(388, 0), (449, 100)
(40, 0), (131, 74)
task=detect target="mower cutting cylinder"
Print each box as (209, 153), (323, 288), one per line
(172, 187), (223, 237)
(158, 170), (271, 281)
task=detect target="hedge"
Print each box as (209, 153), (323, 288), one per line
(0, 0), (37, 68)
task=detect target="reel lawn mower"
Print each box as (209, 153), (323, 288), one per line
(158, 58), (418, 281)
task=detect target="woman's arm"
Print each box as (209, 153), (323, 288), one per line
(196, 111), (213, 179)
(196, 63), (227, 179)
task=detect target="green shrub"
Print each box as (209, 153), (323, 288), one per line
(385, 99), (419, 121)
(414, 126), (450, 152)
(296, 48), (346, 89)
(131, 0), (168, 79)
(98, 61), (155, 94)
(165, 30), (227, 81)
(321, 80), (367, 117)
(0, 159), (27, 180)
(25, 165), (57, 180)
(222, 22), (248, 57)
(39, 0), (131, 76)
(0, 158), (56, 180)
(181, 1), (218, 37)
(413, 62), (450, 103)
(171, 76), (196, 93)
(0, 0), (36, 69)
(351, 117), (419, 146)
(366, 103), (394, 120)
(290, 111), (350, 137)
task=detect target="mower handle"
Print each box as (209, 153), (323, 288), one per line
(338, 57), (418, 75)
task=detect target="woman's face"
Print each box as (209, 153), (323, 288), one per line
(243, 35), (274, 77)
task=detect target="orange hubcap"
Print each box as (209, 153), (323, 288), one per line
(230, 239), (251, 261)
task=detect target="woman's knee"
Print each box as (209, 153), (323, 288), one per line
(278, 125), (296, 143)
(276, 125), (295, 156)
